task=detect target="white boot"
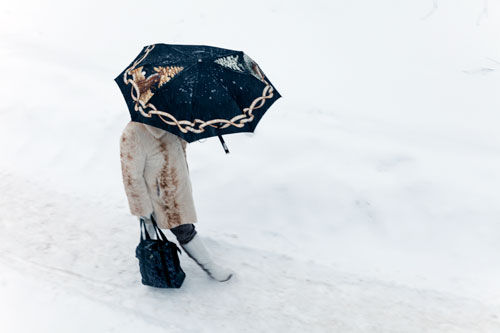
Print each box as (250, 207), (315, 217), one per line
(181, 234), (233, 282)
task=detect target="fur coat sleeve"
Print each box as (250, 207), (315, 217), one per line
(119, 125), (154, 217)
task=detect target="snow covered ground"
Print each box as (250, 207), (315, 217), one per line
(1, 0), (500, 332)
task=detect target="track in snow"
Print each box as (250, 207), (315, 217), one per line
(0, 172), (499, 332)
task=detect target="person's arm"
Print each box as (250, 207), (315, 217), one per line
(120, 126), (154, 217)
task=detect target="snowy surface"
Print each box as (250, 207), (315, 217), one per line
(1, 0), (500, 332)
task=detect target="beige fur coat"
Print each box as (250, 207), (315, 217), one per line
(119, 121), (197, 229)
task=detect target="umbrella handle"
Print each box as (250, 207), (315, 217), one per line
(218, 134), (230, 154)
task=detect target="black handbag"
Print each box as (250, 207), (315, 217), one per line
(135, 215), (186, 288)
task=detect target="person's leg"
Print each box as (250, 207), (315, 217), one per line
(170, 223), (197, 244)
(171, 224), (232, 282)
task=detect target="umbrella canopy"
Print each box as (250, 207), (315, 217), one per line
(114, 43), (282, 149)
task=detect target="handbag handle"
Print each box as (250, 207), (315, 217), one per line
(139, 218), (153, 241)
(151, 215), (182, 254)
(139, 216), (166, 241)
(150, 215), (170, 243)
(139, 215), (182, 253)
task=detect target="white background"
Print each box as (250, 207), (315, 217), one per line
(0, 0), (499, 332)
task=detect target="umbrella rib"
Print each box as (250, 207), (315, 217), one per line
(167, 45), (197, 61)
(190, 66), (201, 128)
(215, 62), (264, 81)
(207, 71), (247, 121)
(205, 51), (241, 62)
(167, 46), (239, 63)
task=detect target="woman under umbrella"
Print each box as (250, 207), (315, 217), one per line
(119, 120), (232, 282)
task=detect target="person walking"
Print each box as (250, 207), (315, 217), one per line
(119, 121), (232, 282)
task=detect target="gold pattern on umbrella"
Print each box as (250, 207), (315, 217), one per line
(129, 65), (184, 105)
(155, 66), (184, 87)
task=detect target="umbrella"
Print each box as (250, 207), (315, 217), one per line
(114, 43), (282, 153)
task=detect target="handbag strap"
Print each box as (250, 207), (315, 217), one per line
(150, 215), (170, 243)
(139, 216), (166, 241)
(151, 215), (182, 254)
(139, 218), (152, 241)
(139, 215), (168, 241)
(139, 215), (182, 254)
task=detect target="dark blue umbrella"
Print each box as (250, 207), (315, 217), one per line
(114, 43), (282, 153)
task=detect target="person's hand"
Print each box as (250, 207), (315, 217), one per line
(139, 214), (152, 224)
